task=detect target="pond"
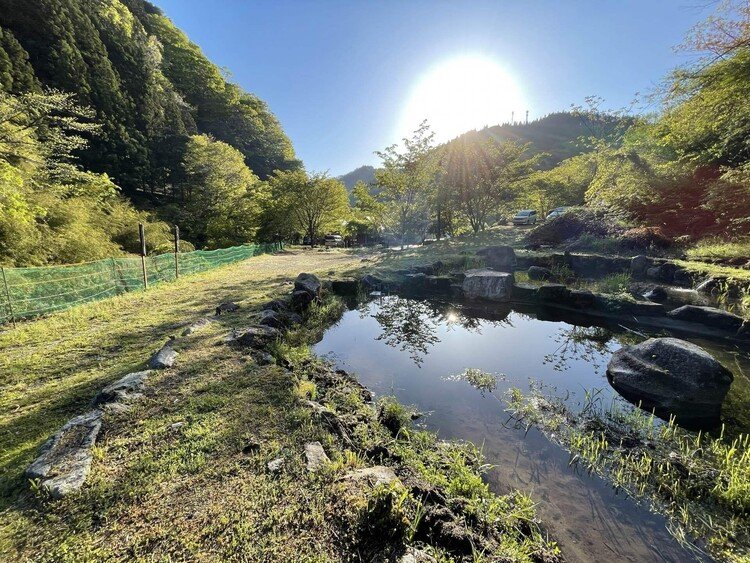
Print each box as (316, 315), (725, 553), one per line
(314, 295), (750, 562)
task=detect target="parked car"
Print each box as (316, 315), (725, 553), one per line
(512, 209), (538, 225)
(546, 207), (570, 220)
(324, 234), (344, 247)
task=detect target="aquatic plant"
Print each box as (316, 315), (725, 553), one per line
(505, 387), (750, 562)
(444, 368), (504, 397)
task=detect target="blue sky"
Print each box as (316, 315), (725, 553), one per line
(152, 0), (712, 176)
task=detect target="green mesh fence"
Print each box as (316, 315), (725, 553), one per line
(0, 242), (280, 324)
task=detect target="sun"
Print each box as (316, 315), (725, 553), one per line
(398, 55), (524, 142)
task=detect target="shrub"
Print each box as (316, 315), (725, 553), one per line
(524, 208), (616, 246)
(619, 226), (672, 250)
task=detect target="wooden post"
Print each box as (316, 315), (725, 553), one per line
(110, 257), (119, 295)
(173, 225), (180, 280)
(138, 223), (148, 290)
(1, 267), (16, 328)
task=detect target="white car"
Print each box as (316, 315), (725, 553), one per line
(512, 210), (538, 225)
(546, 207), (570, 220)
(324, 234), (344, 247)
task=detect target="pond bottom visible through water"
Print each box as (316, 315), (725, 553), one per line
(314, 296), (750, 562)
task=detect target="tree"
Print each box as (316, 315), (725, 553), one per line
(269, 170), (350, 247)
(349, 180), (384, 244)
(375, 120), (437, 247)
(177, 134), (265, 248)
(442, 133), (536, 233)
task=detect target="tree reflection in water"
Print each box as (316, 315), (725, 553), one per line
(543, 326), (615, 374)
(366, 296), (510, 366)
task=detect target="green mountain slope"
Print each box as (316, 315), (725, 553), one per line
(0, 0), (299, 195)
(338, 165), (376, 189)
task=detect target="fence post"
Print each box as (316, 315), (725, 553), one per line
(138, 223), (148, 290)
(174, 225), (180, 280)
(110, 257), (119, 295)
(1, 266), (16, 328)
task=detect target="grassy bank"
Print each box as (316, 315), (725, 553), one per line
(0, 247), (558, 561)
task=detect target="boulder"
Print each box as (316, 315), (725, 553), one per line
(461, 269), (514, 302)
(330, 278), (359, 295)
(593, 294), (665, 317)
(537, 284), (570, 303)
(511, 282), (538, 302)
(646, 263), (678, 283)
(262, 299), (289, 312)
(215, 302), (240, 316)
(696, 278), (721, 295)
(527, 266), (556, 282)
(667, 305), (745, 333)
(673, 268), (693, 287)
(294, 273), (321, 297)
(569, 289), (595, 308)
(258, 309), (286, 330)
(361, 274), (385, 290)
(148, 342), (177, 369)
(607, 337), (733, 427)
(304, 441), (330, 471)
(233, 325), (281, 348)
(476, 246), (516, 272)
(91, 370), (150, 406)
(630, 255), (651, 277)
(291, 289), (315, 311)
(26, 410), (103, 498)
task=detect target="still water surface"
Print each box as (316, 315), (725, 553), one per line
(314, 296), (750, 562)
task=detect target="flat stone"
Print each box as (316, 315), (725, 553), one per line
(91, 370), (151, 406)
(26, 410), (103, 498)
(667, 305), (745, 333)
(462, 269), (514, 301)
(181, 317), (215, 336)
(233, 325), (281, 348)
(304, 441), (330, 471)
(148, 342), (177, 369)
(511, 282), (538, 302)
(342, 466), (399, 487)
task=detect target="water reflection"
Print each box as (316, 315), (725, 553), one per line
(543, 326), (615, 374)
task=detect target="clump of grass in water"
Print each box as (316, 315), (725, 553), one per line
(444, 368), (504, 397)
(505, 387), (750, 562)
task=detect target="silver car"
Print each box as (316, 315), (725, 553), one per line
(512, 210), (538, 225)
(546, 207), (570, 220)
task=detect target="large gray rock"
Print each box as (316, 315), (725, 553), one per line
(667, 305), (745, 333)
(630, 255), (651, 277)
(233, 325), (281, 348)
(148, 342), (177, 369)
(607, 337), (733, 426)
(294, 273), (321, 297)
(304, 441), (330, 472)
(462, 269), (514, 301)
(92, 370), (150, 406)
(26, 410), (103, 498)
(476, 246), (516, 272)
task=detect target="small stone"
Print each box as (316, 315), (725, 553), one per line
(267, 457), (285, 473)
(215, 302), (240, 316)
(182, 317), (214, 336)
(148, 342), (177, 369)
(342, 466), (399, 487)
(304, 441), (329, 471)
(170, 422), (186, 430)
(232, 325), (281, 348)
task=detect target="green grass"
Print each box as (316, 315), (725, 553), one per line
(686, 238), (750, 262)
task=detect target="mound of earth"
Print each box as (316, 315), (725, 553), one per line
(524, 209), (615, 246)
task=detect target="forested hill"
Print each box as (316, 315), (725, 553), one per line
(0, 0), (299, 195)
(338, 165), (376, 189)
(469, 111), (625, 168)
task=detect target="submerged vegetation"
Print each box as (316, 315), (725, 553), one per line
(505, 387), (750, 562)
